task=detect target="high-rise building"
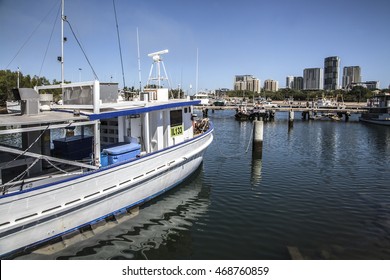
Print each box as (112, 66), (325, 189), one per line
(364, 81), (380, 90)
(234, 75), (261, 93)
(264, 79), (279, 92)
(303, 68), (323, 90)
(286, 76), (294, 89)
(324, 56), (340, 90)
(342, 66), (361, 89)
(293, 77), (303, 90)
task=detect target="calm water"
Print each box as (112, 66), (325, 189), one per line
(14, 110), (390, 260)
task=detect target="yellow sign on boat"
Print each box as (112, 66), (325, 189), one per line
(170, 125), (183, 137)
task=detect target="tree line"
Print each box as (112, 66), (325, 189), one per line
(0, 70), (64, 105)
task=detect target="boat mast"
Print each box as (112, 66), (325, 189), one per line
(17, 67), (20, 88)
(61, 0), (65, 89)
(137, 27), (142, 92)
(195, 48), (198, 95)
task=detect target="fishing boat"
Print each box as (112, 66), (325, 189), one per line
(0, 2), (213, 258)
(234, 104), (251, 121)
(359, 93), (390, 126)
(0, 81), (213, 259)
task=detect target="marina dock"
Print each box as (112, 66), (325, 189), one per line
(195, 101), (367, 121)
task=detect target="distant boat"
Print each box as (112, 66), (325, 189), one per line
(192, 92), (209, 106)
(213, 99), (226, 106)
(234, 105), (269, 121)
(316, 95), (345, 109)
(235, 110), (251, 121)
(309, 112), (342, 121)
(359, 93), (390, 126)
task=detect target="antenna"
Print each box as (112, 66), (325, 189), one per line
(196, 48), (199, 95)
(147, 49), (170, 88)
(136, 27), (142, 91)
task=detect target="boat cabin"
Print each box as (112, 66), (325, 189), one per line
(0, 81), (202, 192)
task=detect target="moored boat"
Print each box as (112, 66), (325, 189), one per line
(213, 99), (226, 106)
(0, 82), (213, 259)
(234, 105), (271, 121)
(192, 92), (209, 106)
(359, 93), (390, 126)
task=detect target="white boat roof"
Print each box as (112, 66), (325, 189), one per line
(0, 111), (88, 127)
(80, 99), (200, 121)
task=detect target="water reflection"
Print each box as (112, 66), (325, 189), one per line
(251, 142), (263, 185)
(15, 168), (210, 260)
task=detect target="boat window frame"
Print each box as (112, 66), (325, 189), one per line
(170, 109), (183, 127)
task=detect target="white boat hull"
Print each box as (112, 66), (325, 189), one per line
(0, 129), (213, 257)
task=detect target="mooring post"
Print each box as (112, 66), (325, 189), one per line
(253, 118), (264, 143)
(309, 110), (313, 120)
(288, 109), (294, 129)
(289, 110), (294, 122)
(253, 117), (263, 157)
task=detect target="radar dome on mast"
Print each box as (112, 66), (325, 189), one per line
(147, 49), (170, 88)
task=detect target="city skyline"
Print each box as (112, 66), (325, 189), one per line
(1, 0), (389, 92)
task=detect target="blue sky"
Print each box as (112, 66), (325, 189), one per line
(1, 0), (389, 92)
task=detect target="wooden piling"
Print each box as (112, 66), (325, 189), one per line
(253, 119), (263, 143)
(289, 110), (294, 122)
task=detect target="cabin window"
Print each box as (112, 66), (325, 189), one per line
(184, 108), (188, 114)
(170, 109), (183, 126)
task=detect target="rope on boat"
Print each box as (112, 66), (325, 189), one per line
(43, 157), (69, 174)
(113, 0), (126, 88)
(6, 1), (60, 69)
(0, 124), (76, 194)
(0, 124), (50, 170)
(1, 158), (40, 193)
(64, 19), (99, 80)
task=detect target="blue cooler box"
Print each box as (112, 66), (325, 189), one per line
(100, 153), (109, 167)
(102, 142), (141, 165)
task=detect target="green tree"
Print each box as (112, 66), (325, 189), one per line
(0, 70), (62, 105)
(349, 86), (372, 103)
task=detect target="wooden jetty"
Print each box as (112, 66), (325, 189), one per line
(195, 101), (367, 121)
